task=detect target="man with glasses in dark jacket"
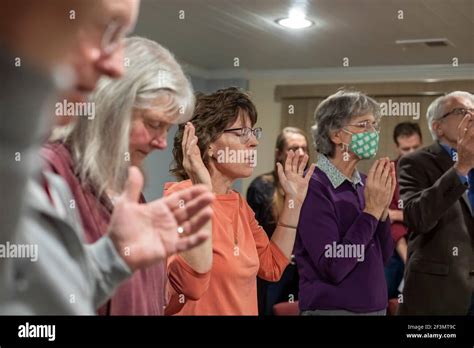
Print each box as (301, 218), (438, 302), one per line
(398, 91), (474, 315)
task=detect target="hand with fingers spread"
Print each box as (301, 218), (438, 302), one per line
(363, 158), (395, 220)
(454, 114), (474, 176)
(108, 166), (214, 271)
(271, 150), (316, 258)
(276, 149), (316, 205)
(182, 122), (212, 190)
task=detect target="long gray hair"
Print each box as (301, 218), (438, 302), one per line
(51, 36), (195, 196)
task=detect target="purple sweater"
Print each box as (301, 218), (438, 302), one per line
(295, 159), (393, 313)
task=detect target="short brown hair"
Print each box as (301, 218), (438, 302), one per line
(171, 87), (258, 180)
(393, 122), (422, 145)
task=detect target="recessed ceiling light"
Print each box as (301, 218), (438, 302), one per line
(276, 9), (314, 29)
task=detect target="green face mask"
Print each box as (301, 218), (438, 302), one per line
(343, 130), (379, 159)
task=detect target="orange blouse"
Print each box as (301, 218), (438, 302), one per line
(164, 180), (290, 315)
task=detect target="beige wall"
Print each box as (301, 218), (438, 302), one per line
(245, 77), (314, 194)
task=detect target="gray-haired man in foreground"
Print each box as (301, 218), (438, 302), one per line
(0, 0), (213, 314)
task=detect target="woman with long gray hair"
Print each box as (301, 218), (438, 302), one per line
(294, 90), (395, 315)
(41, 36), (210, 315)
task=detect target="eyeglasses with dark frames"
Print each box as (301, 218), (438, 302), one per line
(439, 108), (474, 120)
(223, 127), (263, 143)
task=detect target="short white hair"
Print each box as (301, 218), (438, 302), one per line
(51, 36), (195, 195)
(426, 91), (474, 140)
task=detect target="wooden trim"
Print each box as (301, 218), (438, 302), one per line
(275, 80), (474, 100)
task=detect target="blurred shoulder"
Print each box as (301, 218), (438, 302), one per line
(163, 179), (192, 196)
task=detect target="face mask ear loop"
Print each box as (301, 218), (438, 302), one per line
(340, 128), (352, 161)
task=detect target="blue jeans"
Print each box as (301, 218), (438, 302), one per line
(384, 251), (404, 299)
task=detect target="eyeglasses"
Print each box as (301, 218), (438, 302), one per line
(79, 18), (131, 58)
(101, 19), (130, 55)
(344, 121), (380, 132)
(223, 127), (263, 143)
(440, 108), (474, 120)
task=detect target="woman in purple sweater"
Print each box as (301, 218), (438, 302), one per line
(295, 90), (395, 315)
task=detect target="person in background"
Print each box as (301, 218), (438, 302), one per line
(167, 87), (316, 315)
(398, 91), (474, 315)
(42, 36), (209, 315)
(247, 127), (309, 315)
(295, 90), (395, 316)
(384, 122), (422, 301)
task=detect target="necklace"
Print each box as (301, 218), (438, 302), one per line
(232, 203), (239, 247)
(232, 195), (242, 247)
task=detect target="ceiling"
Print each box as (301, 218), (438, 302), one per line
(135, 0), (474, 71)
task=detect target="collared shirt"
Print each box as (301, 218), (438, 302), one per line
(295, 154), (394, 313)
(316, 154), (363, 189)
(439, 142), (469, 185)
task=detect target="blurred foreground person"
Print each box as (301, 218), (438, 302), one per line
(0, 0), (213, 314)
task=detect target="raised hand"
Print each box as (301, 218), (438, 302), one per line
(382, 161), (397, 221)
(276, 149), (316, 205)
(108, 166), (214, 271)
(182, 122), (213, 189)
(454, 114), (474, 176)
(364, 158), (394, 220)
(387, 161), (397, 208)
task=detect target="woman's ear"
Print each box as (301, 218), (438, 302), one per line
(329, 129), (343, 146)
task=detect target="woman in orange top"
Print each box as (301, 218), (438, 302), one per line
(165, 87), (315, 315)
